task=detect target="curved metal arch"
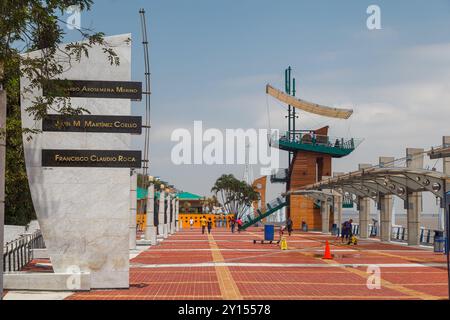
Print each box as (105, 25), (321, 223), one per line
(303, 167), (448, 201)
(287, 190), (334, 203)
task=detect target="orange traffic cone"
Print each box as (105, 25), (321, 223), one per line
(323, 240), (333, 259)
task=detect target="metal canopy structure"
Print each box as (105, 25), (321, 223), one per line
(266, 84), (354, 119)
(428, 146), (450, 160)
(299, 167), (449, 208)
(286, 189), (335, 204)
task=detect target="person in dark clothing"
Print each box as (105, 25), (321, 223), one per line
(286, 217), (293, 236)
(230, 218), (236, 233)
(341, 220), (349, 243)
(207, 218), (213, 234)
(346, 219), (354, 244)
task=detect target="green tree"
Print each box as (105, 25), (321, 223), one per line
(202, 195), (219, 213)
(182, 201), (191, 214)
(1, 0), (120, 225)
(211, 174), (259, 219)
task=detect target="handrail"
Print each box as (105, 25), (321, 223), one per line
(280, 131), (359, 151)
(241, 196), (287, 230)
(390, 226), (437, 245)
(3, 230), (45, 272)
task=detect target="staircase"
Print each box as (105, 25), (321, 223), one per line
(240, 196), (287, 230)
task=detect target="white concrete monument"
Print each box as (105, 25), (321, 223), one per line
(129, 171), (137, 250)
(158, 190), (165, 237)
(20, 34), (140, 289)
(145, 183), (157, 245)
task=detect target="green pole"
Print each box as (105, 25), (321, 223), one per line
(292, 78), (296, 133)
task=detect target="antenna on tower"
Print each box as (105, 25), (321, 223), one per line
(243, 142), (254, 185)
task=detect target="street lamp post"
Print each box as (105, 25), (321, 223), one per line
(0, 61), (6, 300)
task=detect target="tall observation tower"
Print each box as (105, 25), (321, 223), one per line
(268, 67), (362, 230)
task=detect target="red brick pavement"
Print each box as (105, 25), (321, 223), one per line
(62, 228), (449, 300)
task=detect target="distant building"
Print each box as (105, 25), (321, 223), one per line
(177, 192), (203, 214)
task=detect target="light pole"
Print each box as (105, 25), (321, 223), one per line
(0, 61), (6, 300)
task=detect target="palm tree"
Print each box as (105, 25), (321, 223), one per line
(182, 201), (191, 213)
(202, 195), (220, 213)
(211, 174), (259, 219)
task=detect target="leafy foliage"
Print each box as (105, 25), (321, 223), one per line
(201, 195), (220, 213)
(211, 174), (259, 219)
(1, 1), (121, 225)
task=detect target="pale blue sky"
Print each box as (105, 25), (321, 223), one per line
(59, 0), (450, 207)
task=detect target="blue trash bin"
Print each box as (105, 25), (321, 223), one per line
(331, 224), (338, 235)
(434, 230), (445, 253)
(264, 225), (274, 241)
(302, 223), (308, 232)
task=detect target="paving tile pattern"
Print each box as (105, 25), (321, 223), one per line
(57, 228), (449, 300)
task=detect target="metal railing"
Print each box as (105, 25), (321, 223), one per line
(391, 226), (408, 242)
(3, 230), (45, 272)
(351, 223), (360, 235)
(419, 228), (435, 245)
(270, 168), (288, 183)
(369, 224), (378, 237)
(390, 226), (436, 246)
(280, 131), (359, 151)
(241, 196), (286, 228)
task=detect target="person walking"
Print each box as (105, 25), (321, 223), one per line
(236, 218), (243, 233)
(207, 218), (213, 234)
(200, 215), (207, 234)
(341, 219), (353, 243)
(286, 217), (293, 236)
(230, 217), (236, 233)
(341, 220), (348, 243)
(189, 217), (194, 230)
(347, 219), (354, 244)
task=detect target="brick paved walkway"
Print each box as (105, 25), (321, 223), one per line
(66, 228), (449, 300)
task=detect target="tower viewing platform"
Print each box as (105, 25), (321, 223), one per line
(273, 130), (363, 158)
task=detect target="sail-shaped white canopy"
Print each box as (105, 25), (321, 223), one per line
(266, 84), (353, 119)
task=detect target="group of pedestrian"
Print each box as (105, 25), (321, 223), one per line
(229, 217), (242, 233)
(189, 215), (295, 236)
(199, 216), (213, 234)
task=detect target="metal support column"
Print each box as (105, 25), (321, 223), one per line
(406, 148), (424, 246)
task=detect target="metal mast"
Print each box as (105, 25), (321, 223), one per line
(285, 66), (297, 167)
(243, 142), (253, 185)
(139, 9), (152, 179)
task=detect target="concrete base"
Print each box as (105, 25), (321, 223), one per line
(4, 273), (91, 291)
(32, 248), (49, 259)
(158, 224), (164, 236)
(129, 226), (137, 250)
(144, 226), (157, 245)
(163, 224), (169, 238)
(136, 240), (153, 245)
(3, 291), (74, 300)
